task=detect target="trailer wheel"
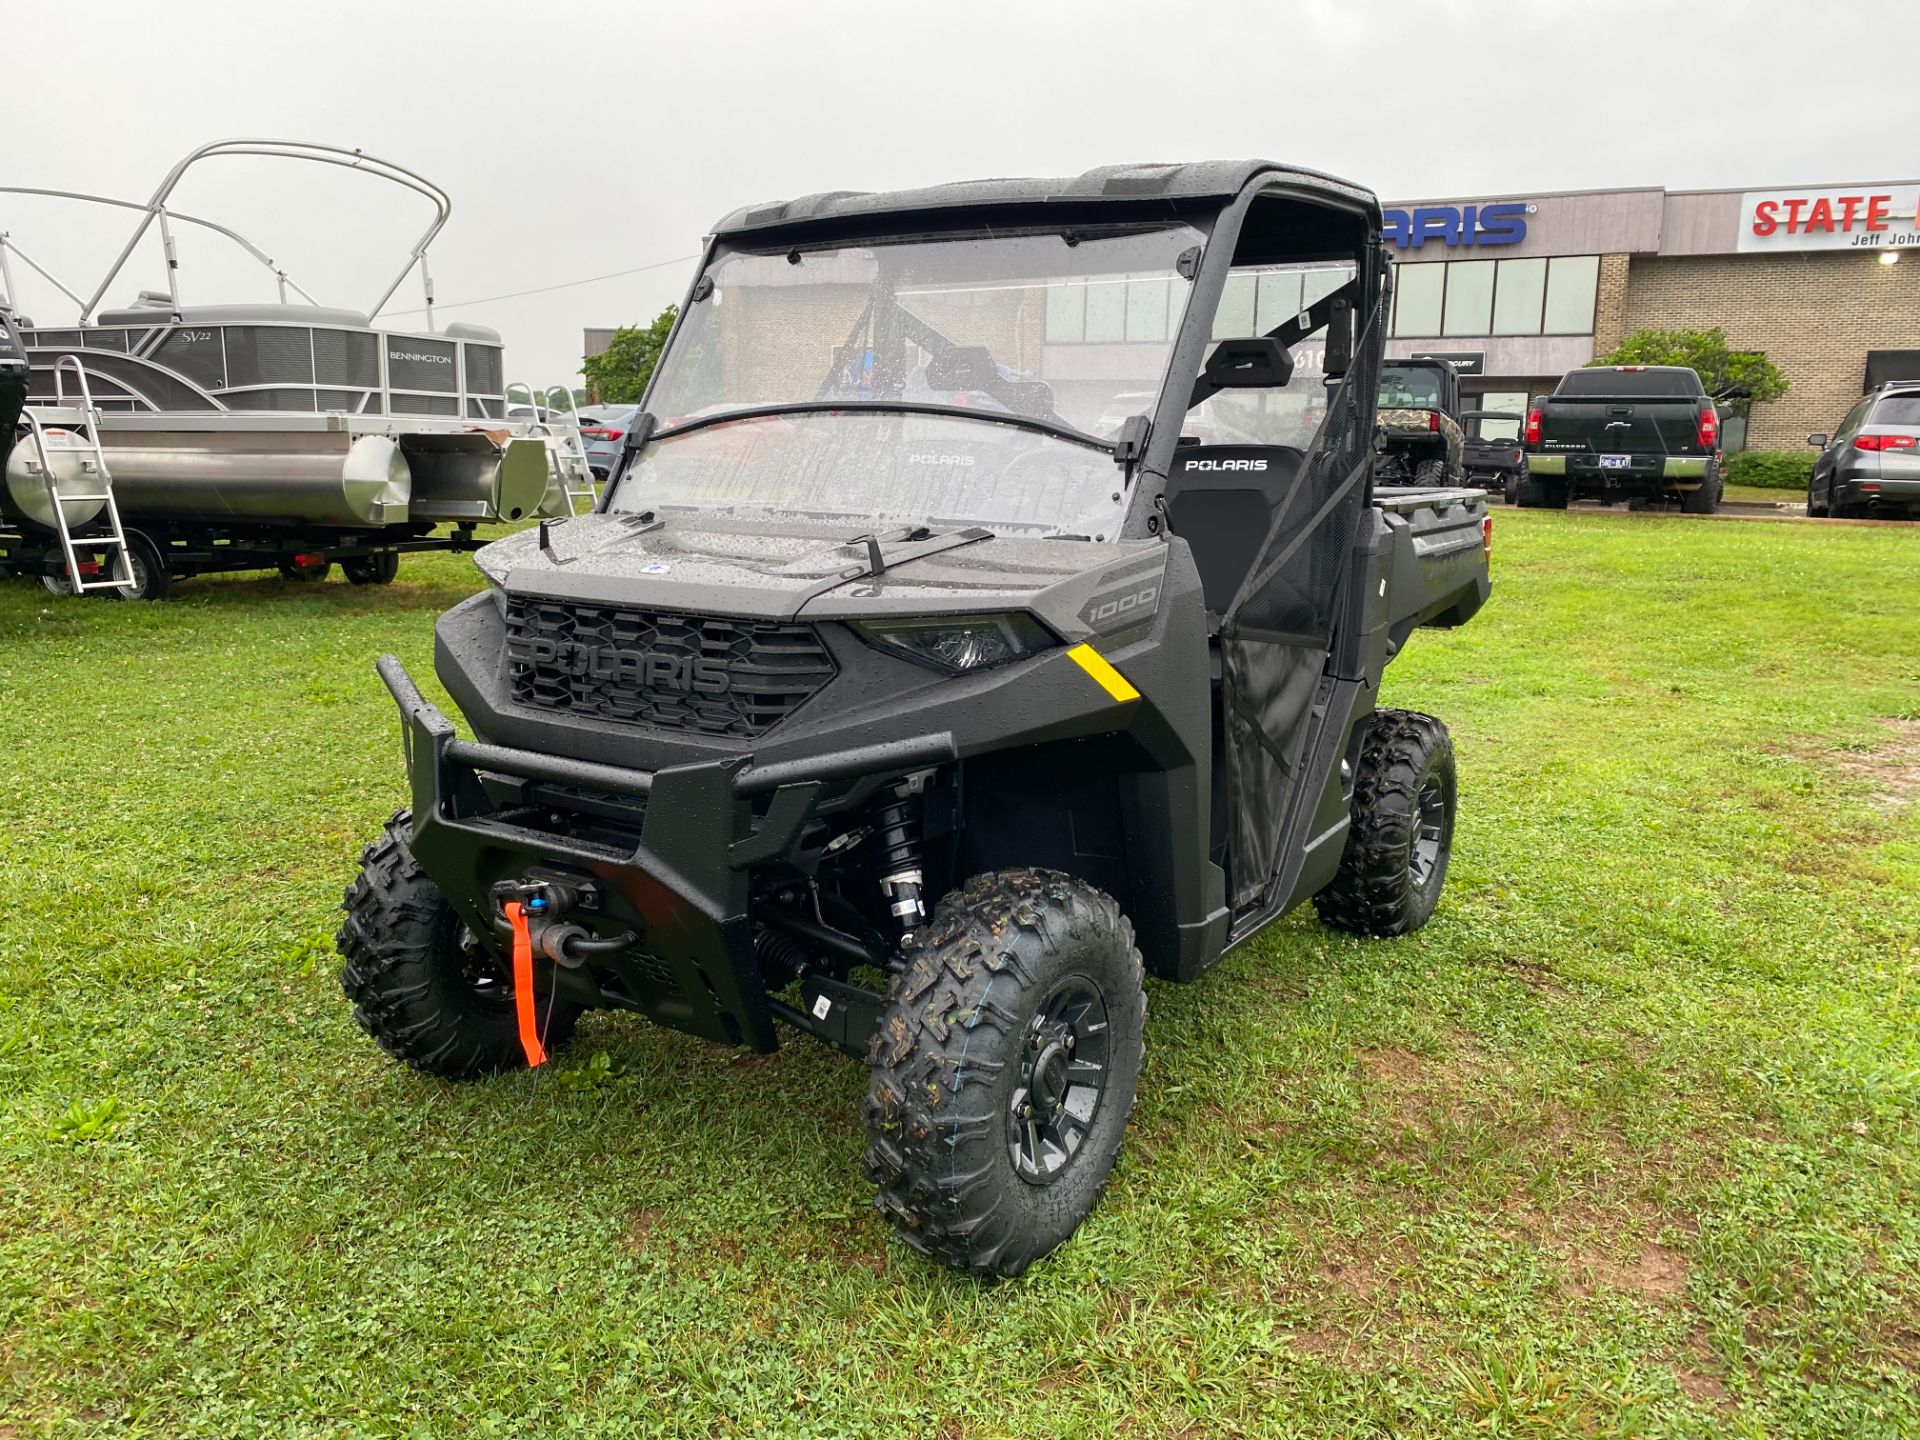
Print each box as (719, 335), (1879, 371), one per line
(108, 533), (171, 602)
(343, 552), (400, 586)
(862, 868), (1145, 1277)
(1315, 709), (1456, 938)
(337, 810), (581, 1079)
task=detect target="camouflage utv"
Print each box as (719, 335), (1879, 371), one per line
(1374, 357), (1464, 487)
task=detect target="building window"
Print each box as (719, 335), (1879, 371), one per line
(1390, 254), (1602, 338)
(1543, 255), (1600, 334)
(1257, 270), (1303, 325)
(1126, 277), (1170, 342)
(1443, 260), (1496, 336)
(1490, 257), (1547, 335)
(1476, 389), (1530, 439)
(1044, 283), (1086, 342)
(1084, 280), (1128, 343)
(1394, 262), (1445, 338)
(1211, 273), (1258, 338)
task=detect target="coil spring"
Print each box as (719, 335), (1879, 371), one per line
(874, 788), (921, 877)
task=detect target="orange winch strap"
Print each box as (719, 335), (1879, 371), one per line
(502, 901), (548, 1068)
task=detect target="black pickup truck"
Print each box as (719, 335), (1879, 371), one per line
(1521, 365), (1723, 513)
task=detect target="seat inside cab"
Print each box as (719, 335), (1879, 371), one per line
(1165, 446), (1307, 613)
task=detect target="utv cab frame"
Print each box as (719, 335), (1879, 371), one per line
(340, 160), (1491, 1277)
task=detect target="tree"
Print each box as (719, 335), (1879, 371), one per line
(582, 305), (677, 404)
(1591, 327), (1787, 414)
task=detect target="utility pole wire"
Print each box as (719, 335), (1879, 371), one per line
(381, 253), (699, 317)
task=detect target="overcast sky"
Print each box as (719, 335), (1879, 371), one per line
(5, 0), (1915, 386)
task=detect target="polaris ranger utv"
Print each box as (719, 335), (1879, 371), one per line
(338, 161), (1492, 1276)
(1373, 357), (1465, 487)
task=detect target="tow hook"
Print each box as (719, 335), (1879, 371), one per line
(488, 873), (637, 968)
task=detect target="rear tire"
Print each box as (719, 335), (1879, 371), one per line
(1514, 474), (1569, 509)
(1680, 467), (1721, 515)
(1412, 457), (1447, 486)
(337, 810), (580, 1079)
(1316, 710), (1456, 938)
(343, 551), (400, 586)
(862, 869), (1146, 1277)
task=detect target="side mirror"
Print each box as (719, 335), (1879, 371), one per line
(925, 345), (998, 392)
(1806, 433), (1828, 448)
(1200, 336), (1294, 390)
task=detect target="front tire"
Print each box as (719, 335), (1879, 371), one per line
(1806, 475), (1828, 518)
(862, 869), (1146, 1277)
(337, 811), (580, 1078)
(1316, 710), (1457, 938)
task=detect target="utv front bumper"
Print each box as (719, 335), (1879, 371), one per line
(375, 654), (954, 1051)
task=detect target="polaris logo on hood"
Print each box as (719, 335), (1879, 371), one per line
(1183, 458), (1268, 472)
(507, 635), (732, 694)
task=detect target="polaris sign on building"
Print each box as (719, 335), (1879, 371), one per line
(1384, 203), (1532, 249)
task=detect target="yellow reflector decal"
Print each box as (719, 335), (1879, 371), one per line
(1066, 643), (1140, 704)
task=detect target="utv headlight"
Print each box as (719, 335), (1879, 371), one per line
(853, 612), (1056, 673)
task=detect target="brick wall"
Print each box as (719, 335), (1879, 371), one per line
(1618, 252), (1920, 450)
(1592, 254), (1631, 353)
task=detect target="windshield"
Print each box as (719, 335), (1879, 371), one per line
(1379, 364), (1443, 408)
(614, 223), (1204, 536)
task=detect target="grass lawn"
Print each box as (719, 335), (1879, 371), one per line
(3, 511), (1917, 1438)
(1720, 483), (1803, 505)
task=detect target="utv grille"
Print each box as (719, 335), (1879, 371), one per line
(504, 597), (836, 738)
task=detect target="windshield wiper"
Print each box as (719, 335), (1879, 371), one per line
(646, 399), (1120, 455)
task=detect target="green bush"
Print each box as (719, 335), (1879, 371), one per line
(1724, 450), (1812, 490)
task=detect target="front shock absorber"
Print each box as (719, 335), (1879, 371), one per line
(874, 776), (927, 944)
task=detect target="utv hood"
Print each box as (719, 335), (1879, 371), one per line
(476, 512), (1168, 644)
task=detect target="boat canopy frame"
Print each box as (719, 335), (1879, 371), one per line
(0, 139), (452, 329)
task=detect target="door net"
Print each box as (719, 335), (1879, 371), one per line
(1219, 295), (1385, 910)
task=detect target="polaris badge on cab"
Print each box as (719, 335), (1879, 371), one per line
(337, 160), (1493, 1276)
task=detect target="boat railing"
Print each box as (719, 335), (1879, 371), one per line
(0, 139), (451, 330)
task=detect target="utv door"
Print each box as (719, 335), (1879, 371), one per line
(1165, 279), (1384, 923)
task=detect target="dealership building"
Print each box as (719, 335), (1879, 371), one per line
(1380, 181), (1920, 450)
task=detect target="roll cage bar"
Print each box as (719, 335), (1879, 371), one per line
(0, 138), (452, 328)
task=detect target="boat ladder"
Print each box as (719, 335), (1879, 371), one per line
(21, 355), (132, 593)
(509, 381), (599, 515)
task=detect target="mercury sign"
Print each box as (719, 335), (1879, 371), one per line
(1738, 186), (1920, 253)
(1383, 202), (1531, 250)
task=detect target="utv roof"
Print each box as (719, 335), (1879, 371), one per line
(710, 160), (1381, 237)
